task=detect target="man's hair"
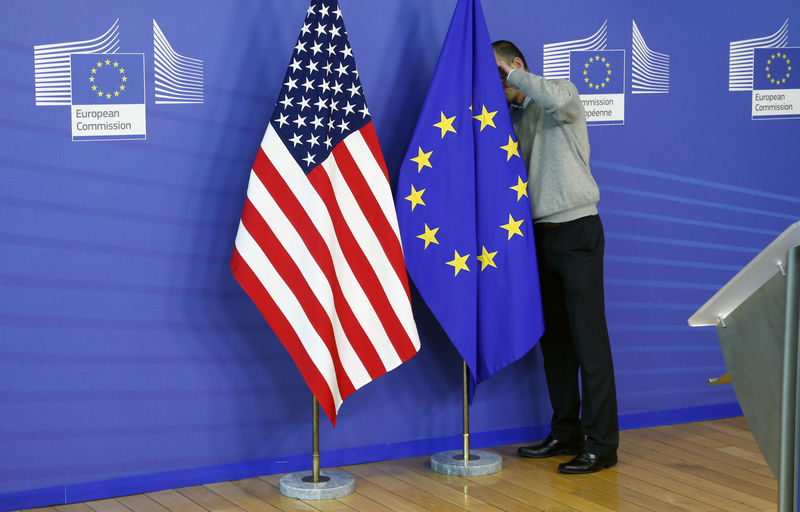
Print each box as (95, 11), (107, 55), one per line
(492, 40), (528, 70)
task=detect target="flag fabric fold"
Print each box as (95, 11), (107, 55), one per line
(231, 0), (420, 425)
(395, 0), (544, 387)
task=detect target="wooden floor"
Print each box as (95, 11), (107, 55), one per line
(23, 417), (777, 512)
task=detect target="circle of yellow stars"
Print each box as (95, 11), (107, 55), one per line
(583, 55), (612, 90)
(766, 52), (792, 86)
(404, 105), (530, 276)
(89, 58), (128, 100)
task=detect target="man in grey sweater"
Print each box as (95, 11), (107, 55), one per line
(493, 40), (618, 474)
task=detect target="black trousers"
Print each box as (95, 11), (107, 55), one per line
(534, 214), (619, 456)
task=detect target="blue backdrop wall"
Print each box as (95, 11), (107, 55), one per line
(1, 0), (799, 509)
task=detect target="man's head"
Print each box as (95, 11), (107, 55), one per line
(492, 40), (528, 106)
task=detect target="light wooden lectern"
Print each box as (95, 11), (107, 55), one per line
(689, 221), (800, 512)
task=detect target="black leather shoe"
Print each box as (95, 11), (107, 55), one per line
(557, 451), (617, 474)
(517, 436), (582, 458)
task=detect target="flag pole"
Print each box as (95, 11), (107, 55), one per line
(312, 396), (320, 483)
(429, 359), (502, 475)
(462, 359), (470, 460)
(279, 393), (355, 499)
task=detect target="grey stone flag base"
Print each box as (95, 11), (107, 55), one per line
(279, 470), (355, 499)
(430, 449), (503, 476)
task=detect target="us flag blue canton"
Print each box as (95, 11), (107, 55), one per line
(230, 0), (420, 425)
(569, 49), (626, 126)
(69, 53), (145, 141)
(395, 0), (544, 389)
(752, 47), (800, 120)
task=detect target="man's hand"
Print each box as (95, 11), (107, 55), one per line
(497, 60), (513, 78)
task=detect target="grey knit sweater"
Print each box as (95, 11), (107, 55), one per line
(506, 68), (599, 223)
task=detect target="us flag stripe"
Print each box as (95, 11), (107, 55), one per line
(243, 169), (384, 384)
(260, 126), (407, 370)
(240, 197), (362, 394)
(231, 248), (337, 416)
(232, 230), (343, 409)
(336, 136), (411, 298)
(250, 152), (390, 382)
(319, 152), (418, 357)
(310, 165), (418, 363)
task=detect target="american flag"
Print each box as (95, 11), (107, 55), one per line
(230, 0), (420, 424)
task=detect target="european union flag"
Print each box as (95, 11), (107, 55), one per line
(70, 53), (145, 105)
(753, 47), (798, 90)
(395, 0), (544, 387)
(570, 50), (625, 95)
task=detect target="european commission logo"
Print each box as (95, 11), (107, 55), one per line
(752, 47), (799, 120)
(569, 50), (625, 125)
(543, 20), (670, 126)
(70, 53), (145, 141)
(33, 18), (205, 141)
(728, 19), (798, 121)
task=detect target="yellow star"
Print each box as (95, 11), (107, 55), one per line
(120, 84), (125, 91)
(106, 93), (111, 98)
(500, 135), (520, 161)
(404, 185), (426, 211)
(589, 57), (594, 63)
(476, 246), (498, 271)
(510, 175), (528, 201)
(417, 224), (439, 249)
(606, 62), (610, 68)
(122, 76), (128, 82)
(767, 73), (772, 78)
(595, 54), (600, 60)
(105, 59), (111, 65)
(607, 69), (612, 75)
(601, 57), (606, 62)
(433, 111), (457, 138)
(500, 214), (524, 240)
(119, 67), (125, 74)
(89, 76), (95, 82)
(96, 61), (102, 67)
(601, 83), (606, 88)
(469, 104), (473, 111)
(584, 63), (589, 68)
(410, 146), (433, 172)
(97, 91), (103, 97)
(114, 91), (119, 96)
(446, 250), (470, 276)
(113, 61), (119, 67)
(91, 85), (97, 91)
(584, 78), (589, 83)
(583, 70), (587, 75)
(91, 68), (97, 74)
(473, 105), (497, 131)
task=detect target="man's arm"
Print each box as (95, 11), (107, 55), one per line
(506, 68), (580, 122)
